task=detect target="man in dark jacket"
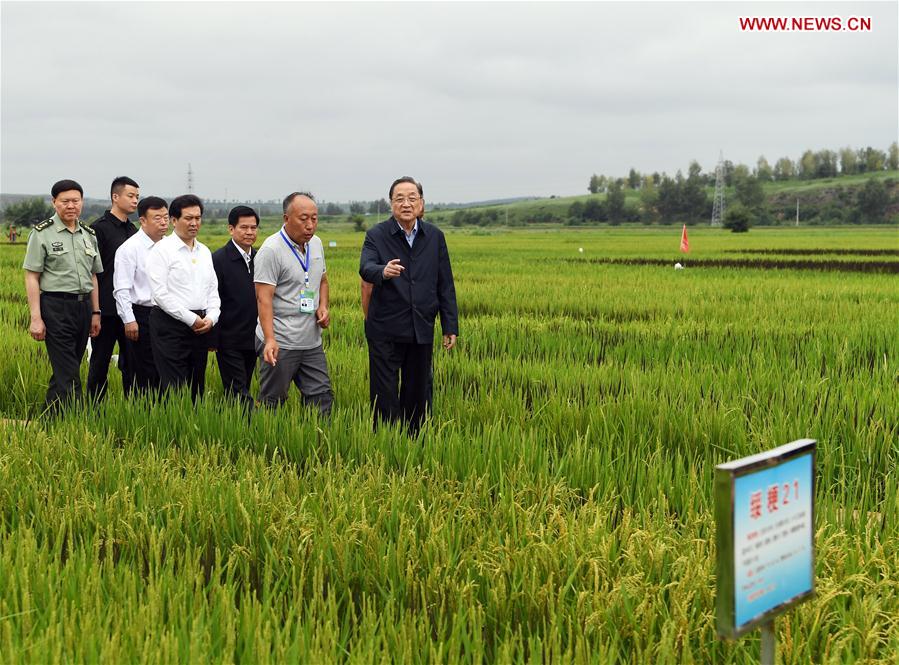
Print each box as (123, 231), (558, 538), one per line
(87, 176), (138, 400)
(359, 176), (458, 435)
(212, 206), (259, 408)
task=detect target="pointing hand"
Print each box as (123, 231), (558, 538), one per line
(383, 258), (405, 280)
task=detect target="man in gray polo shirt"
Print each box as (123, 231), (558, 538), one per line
(254, 191), (332, 414)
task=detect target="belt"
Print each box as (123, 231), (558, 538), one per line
(152, 306), (207, 318)
(132, 303), (153, 312)
(42, 291), (91, 302)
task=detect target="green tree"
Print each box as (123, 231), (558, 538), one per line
(606, 180), (626, 224)
(756, 156), (773, 181)
(733, 169), (765, 211)
(324, 202), (343, 215)
(367, 198), (389, 215)
(349, 214), (367, 232)
(839, 147), (858, 175)
(723, 204), (751, 233)
(815, 150), (838, 178)
(888, 141), (899, 170)
(3, 197), (55, 227)
(687, 160), (703, 181)
(639, 178), (659, 223)
(863, 147), (886, 173)
(798, 150), (816, 179)
(855, 178), (888, 223)
(681, 169), (709, 221)
(627, 168), (641, 190)
(722, 161), (735, 186)
(773, 157), (795, 181)
(588, 174), (601, 194)
(567, 201), (584, 221)
(656, 175), (680, 224)
(582, 198), (607, 222)
(349, 201), (366, 214)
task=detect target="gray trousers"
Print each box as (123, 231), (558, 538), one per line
(257, 342), (332, 414)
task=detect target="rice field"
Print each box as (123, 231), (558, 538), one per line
(0, 225), (897, 663)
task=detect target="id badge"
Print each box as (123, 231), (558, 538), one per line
(299, 288), (315, 314)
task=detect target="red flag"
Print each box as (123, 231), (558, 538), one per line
(680, 224), (689, 253)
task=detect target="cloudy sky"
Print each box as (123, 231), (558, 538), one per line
(1, 1), (896, 203)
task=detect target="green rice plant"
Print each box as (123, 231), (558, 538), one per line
(0, 227), (896, 662)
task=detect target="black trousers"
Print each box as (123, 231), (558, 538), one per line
(40, 293), (91, 410)
(149, 308), (210, 401)
(367, 338), (433, 435)
(87, 314), (134, 401)
(127, 304), (160, 394)
(216, 348), (256, 408)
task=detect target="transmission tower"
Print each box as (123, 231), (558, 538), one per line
(186, 163), (194, 193)
(711, 151), (725, 226)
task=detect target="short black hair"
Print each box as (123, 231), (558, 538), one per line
(51, 179), (83, 199)
(389, 176), (423, 200)
(282, 192), (316, 214)
(138, 196), (168, 218)
(169, 194), (204, 219)
(228, 205), (260, 227)
(110, 176), (139, 199)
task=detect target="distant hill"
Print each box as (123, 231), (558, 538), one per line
(420, 171), (899, 227)
(430, 196), (539, 211)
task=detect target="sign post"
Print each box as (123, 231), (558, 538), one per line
(715, 439), (816, 661)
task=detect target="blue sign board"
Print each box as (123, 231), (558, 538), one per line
(716, 439), (816, 638)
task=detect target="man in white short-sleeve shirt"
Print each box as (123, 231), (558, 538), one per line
(254, 191), (332, 414)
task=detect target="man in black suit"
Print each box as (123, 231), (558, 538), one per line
(87, 176), (139, 400)
(359, 176), (458, 435)
(212, 205), (259, 408)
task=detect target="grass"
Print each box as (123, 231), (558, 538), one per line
(0, 226), (897, 662)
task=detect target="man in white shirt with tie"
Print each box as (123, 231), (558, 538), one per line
(146, 194), (220, 400)
(113, 196), (170, 393)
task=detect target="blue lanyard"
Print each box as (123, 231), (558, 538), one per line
(279, 229), (310, 274)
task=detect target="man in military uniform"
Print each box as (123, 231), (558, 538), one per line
(87, 176), (139, 401)
(23, 179), (103, 411)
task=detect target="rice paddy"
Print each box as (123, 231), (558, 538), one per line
(0, 225), (896, 663)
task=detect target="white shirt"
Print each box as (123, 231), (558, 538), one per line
(146, 233), (221, 326)
(231, 238), (252, 272)
(113, 228), (157, 324)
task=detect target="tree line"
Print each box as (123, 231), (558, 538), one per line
(588, 143), (899, 194)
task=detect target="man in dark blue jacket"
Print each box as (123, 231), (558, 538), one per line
(212, 206), (259, 408)
(359, 176), (458, 435)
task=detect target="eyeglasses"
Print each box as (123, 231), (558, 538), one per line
(392, 196), (420, 205)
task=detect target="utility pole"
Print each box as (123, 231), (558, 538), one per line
(795, 198), (799, 227)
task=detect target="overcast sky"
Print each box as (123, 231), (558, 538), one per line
(2, 1), (896, 203)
